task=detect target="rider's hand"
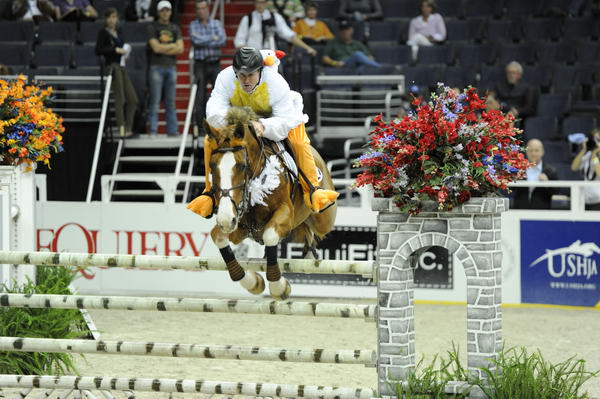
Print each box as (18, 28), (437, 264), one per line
(251, 120), (264, 136)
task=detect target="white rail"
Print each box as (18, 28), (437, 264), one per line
(86, 75), (113, 203)
(175, 84), (198, 177)
(508, 180), (600, 212)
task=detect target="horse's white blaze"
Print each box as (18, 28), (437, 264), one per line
(263, 227), (280, 246)
(216, 152), (237, 232)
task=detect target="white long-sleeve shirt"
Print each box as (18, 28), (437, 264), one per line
(234, 10), (296, 50)
(206, 66), (306, 141)
(408, 13), (446, 42)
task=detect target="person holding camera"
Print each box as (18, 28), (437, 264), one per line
(234, 0), (315, 54)
(570, 128), (600, 210)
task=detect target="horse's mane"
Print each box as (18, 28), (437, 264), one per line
(225, 106), (258, 126)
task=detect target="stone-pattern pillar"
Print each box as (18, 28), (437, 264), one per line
(374, 197), (508, 397)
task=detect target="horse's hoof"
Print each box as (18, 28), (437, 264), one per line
(245, 271), (265, 295)
(269, 278), (292, 301)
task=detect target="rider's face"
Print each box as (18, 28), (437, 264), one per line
(237, 71), (261, 93)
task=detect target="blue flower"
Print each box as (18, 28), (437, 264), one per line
(380, 134), (396, 143)
(358, 152), (383, 162)
(442, 104), (457, 121)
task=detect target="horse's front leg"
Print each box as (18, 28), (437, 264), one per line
(210, 226), (265, 295)
(263, 202), (294, 300)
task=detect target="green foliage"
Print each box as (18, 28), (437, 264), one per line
(392, 344), (598, 399)
(0, 266), (89, 374)
(478, 347), (599, 399)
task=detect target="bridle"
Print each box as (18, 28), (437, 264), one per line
(210, 124), (268, 220)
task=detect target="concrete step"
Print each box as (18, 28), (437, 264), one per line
(119, 156), (191, 163)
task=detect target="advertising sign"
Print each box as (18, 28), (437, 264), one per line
(411, 246), (452, 289)
(521, 220), (600, 307)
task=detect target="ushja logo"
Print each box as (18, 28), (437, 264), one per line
(530, 240), (599, 280)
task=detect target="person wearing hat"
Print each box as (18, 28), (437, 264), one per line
(187, 46), (339, 218)
(322, 20), (380, 69)
(146, 0), (184, 137)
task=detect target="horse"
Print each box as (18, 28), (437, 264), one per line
(204, 106), (337, 300)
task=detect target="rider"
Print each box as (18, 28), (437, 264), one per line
(187, 46), (339, 217)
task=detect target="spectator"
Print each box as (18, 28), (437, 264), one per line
(293, 2), (334, 44)
(338, 0), (382, 21)
(190, 0), (226, 132)
(322, 19), (381, 69)
(492, 61), (537, 121)
(147, 0), (183, 137)
(96, 7), (138, 138)
(570, 129), (600, 210)
(54, 0), (97, 21)
(12, 0), (57, 22)
(512, 139), (558, 209)
(406, 0), (446, 61)
(268, 0), (304, 26)
(135, 0), (153, 21)
(234, 0), (316, 54)
(149, 0), (180, 23)
(0, 64), (12, 75)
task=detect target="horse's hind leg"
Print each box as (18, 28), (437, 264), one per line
(263, 203), (294, 300)
(210, 226), (265, 295)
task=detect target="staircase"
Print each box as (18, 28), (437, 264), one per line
(105, 0), (256, 202)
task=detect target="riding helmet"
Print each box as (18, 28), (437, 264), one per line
(233, 47), (263, 74)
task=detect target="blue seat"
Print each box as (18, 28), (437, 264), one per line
(543, 141), (572, 164)
(577, 40), (600, 64)
(523, 65), (552, 88)
(522, 18), (563, 42)
(32, 43), (73, 68)
(381, 0), (419, 18)
(478, 65), (504, 91)
(37, 22), (76, 43)
(524, 116), (559, 141)
(401, 65), (441, 88)
(445, 19), (471, 42)
(483, 20), (519, 44)
(371, 45), (411, 65)
(368, 21), (401, 44)
(0, 21), (34, 43)
(563, 17), (595, 40)
(551, 65), (581, 97)
(504, 0), (543, 17)
(314, 1), (337, 18)
(536, 93), (571, 117)
(455, 43), (494, 66)
(439, 66), (472, 89)
(562, 116), (596, 136)
(416, 44), (454, 65)
(535, 40), (577, 65)
(93, 0), (126, 18)
(122, 22), (152, 44)
(436, 0), (462, 18)
(73, 44), (100, 68)
(79, 22), (103, 44)
(462, 0), (502, 18)
(496, 42), (536, 67)
(0, 43), (31, 67)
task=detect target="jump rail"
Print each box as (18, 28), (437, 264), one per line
(0, 294), (376, 320)
(0, 337), (375, 365)
(0, 376), (375, 399)
(0, 251), (374, 277)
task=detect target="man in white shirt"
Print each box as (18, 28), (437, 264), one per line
(234, 0), (316, 54)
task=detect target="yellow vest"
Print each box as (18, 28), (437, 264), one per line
(230, 81), (272, 118)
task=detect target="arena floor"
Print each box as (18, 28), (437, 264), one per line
(65, 300), (600, 399)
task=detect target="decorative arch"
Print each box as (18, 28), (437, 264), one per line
(374, 197), (507, 396)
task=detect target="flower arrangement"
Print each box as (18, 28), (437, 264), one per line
(0, 76), (64, 169)
(354, 85), (529, 213)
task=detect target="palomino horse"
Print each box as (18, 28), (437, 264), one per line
(205, 107), (337, 300)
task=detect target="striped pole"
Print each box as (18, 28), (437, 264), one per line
(0, 251), (374, 276)
(0, 337), (376, 365)
(0, 376), (375, 399)
(0, 294), (376, 320)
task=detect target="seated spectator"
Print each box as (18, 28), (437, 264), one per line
(268, 0), (304, 26)
(406, 0), (446, 61)
(491, 61), (536, 121)
(135, 0), (154, 21)
(234, 0), (315, 54)
(322, 19), (381, 69)
(570, 129), (600, 210)
(338, 0), (382, 21)
(512, 139), (558, 209)
(12, 0), (57, 22)
(293, 2), (334, 44)
(96, 7), (138, 137)
(485, 91), (501, 111)
(54, 0), (97, 21)
(0, 64), (13, 75)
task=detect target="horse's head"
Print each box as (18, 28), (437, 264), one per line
(205, 107), (260, 233)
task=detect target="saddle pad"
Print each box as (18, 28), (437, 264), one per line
(275, 141), (323, 183)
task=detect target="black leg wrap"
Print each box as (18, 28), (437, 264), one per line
(265, 245), (281, 282)
(220, 246), (245, 281)
(219, 246), (236, 263)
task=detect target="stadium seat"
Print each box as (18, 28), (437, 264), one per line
(482, 20), (519, 44)
(455, 43), (495, 67)
(315, 1), (338, 18)
(371, 45), (412, 65)
(93, 0), (126, 18)
(462, 0), (502, 18)
(551, 65), (581, 98)
(478, 65), (504, 91)
(0, 43), (32, 67)
(436, 0), (462, 18)
(439, 66), (470, 89)
(0, 21), (34, 44)
(444, 19), (471, 42)
(401, 65), (441, 89)
(576, 40), (600, 64)
(32, 43), (73, 68)
(79, 22), (103, 44)
(522, 18), (563, 42)
(562, 116), (596, 136)
(369, 21), (401, 45)
(524, 116), (559, 141)
(381, 0), (419, 18)
(523, 65), (552, 89)
(536, 93), (572, 117)
(543, 141), (572, 164)
(122, 22), (152, 43)
(416, 44), (454, 65)
(504, 0), (543, 17)
(563, 17), (595, 40)
(555, 162), (582, 180)
(37, 22), (76, 43)
(535, 40), (577, 65)
(73, 45), (100, 68)
(496, 42), (536, 67)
